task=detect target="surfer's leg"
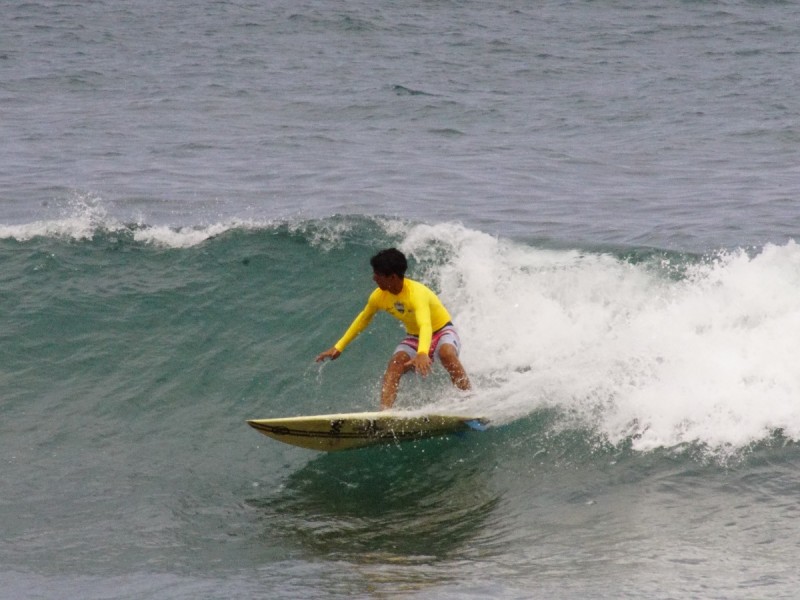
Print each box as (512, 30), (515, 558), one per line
(438, 343), (471, 391)
(380, 350), (413, 410)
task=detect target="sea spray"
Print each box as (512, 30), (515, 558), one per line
(409, 225), (800, 454)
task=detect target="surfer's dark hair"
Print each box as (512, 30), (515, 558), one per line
(370, 248), (408, 277)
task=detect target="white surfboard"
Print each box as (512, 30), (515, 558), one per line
(247, 411), (488, 452)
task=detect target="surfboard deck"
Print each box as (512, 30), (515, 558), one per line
(247, 411), (489, 452)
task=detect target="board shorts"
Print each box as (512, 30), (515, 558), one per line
(394, 322), (463, 362)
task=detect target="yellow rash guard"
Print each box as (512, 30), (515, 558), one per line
(334, 278), (452, 356)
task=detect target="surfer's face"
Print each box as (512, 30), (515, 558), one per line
(373, 271), (402, 293)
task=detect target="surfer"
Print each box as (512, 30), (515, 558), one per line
(316, 248), (471, 410)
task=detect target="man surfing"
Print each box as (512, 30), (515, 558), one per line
(316, 248), (471, 410)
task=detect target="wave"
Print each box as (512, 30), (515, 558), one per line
(2, 206), (799, 459)
(0, 194), (408, 249)
(405, 227), (800, 457)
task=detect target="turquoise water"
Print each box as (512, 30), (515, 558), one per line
(3, 0), (800, 597)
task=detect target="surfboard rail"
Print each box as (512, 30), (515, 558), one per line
(247, 411), (488, 452)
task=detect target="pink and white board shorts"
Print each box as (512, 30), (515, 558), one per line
(394, 322), (462, 361)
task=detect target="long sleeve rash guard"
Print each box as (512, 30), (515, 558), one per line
(334, 278), (452, 356)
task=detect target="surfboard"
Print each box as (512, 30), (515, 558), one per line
(247, 411), (489, 452)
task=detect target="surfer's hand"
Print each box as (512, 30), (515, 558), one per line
(406, 353), (431, 376)
(316, 347), (341, 362)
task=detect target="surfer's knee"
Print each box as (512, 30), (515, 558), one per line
(384, 353), (410, 385)
(438, 343), (458, 361)
(387, 350), (413, 373)
(438, 343), (463, 371)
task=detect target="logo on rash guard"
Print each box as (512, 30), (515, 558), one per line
(394, 302), (405, 314)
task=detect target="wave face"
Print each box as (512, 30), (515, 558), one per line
(4, 214), (800, 450)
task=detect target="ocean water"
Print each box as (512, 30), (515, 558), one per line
(3, 1), (800, 598)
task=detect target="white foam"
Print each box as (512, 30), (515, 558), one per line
(0, 193), (275, 248)
(132, 222), (251, 248)
(403, 223), (800, 452)
(0, 193), (123, 241)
